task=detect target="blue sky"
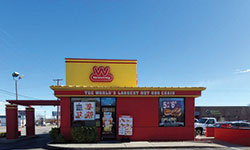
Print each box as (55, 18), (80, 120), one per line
(1, 0), (250, 118)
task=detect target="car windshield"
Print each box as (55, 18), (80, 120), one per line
(198, 118), (207, 123)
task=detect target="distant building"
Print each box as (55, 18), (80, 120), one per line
(0, 115), (22, 126)
(18, 110), (26, 127)
(195, 106), (250, 122)
(0, 116), (6, 126)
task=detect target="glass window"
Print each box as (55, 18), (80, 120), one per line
(159, 98), (185, 127)
(207, 119), (215, 124)
(71, 97), (100, 127)
(101, 98), (116, 106)
(198, 118), (208, 124)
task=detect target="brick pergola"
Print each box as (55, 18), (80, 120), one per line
(5, 100), (60, 139)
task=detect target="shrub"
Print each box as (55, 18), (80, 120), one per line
(71, 126), (97, 143)
(49, 127), (65, 143)
(55, 133), (66, 143)
(71, 127), (85, 143)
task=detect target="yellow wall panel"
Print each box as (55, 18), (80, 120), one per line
(65, 58), (137, 87)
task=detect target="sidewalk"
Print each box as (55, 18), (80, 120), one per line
(47, 141), (226, 149)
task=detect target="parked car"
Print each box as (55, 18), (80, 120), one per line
(230, 121), (250, 129)
(213, 120), (250, 129)
(213, 121), (232, 128)
(195, 117), (217, 135)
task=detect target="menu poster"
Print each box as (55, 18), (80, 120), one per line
(162, 100), (182, 117)
(74, 102), (96, 121)
(118, 115), (133, 136)
(159, 98), (185, 127)
(102, 112), (113, 132)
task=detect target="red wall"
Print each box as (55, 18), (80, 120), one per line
(116, 97), (195, 141)
(60, 97), (72, 141)
(60, 96), (195, 141)
(215, 128), (250, 146)
(206, 127), (215, 137)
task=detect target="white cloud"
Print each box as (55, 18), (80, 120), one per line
(0, 101), (8, 106)
(236, 69), (250, 74)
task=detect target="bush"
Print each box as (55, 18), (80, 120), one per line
(55, 133), (66, 143)
(49, 127), (65, 143)
(71, 126), (97, 143)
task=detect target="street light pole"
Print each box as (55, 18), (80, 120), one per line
(12, 72), (24, 100)
(15, 79), (18, 100)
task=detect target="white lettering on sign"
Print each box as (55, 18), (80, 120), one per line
(82, 90), (175, 96)
(84, 91), (94, 95)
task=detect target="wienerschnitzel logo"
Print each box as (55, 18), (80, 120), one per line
(89, 66), (113, 82)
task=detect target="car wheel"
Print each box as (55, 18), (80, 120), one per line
(195, 128), (202, 136)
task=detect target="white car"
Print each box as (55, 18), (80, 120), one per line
(195, 117), (216, 135)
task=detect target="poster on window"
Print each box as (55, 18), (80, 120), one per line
(102, 112), (113, 133)
(118, 115), (133, 136)
(74, 102), (95, 121)
(159, 98), (185, 127)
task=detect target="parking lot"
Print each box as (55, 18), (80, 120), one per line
(1, 126), (250, 150)
(0, 125), (56, 136)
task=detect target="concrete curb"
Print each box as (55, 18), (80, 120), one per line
(47, 141), (225, 150)
(47, 145), (222, 150)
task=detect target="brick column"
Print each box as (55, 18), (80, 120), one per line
(26, 107), (35, 136)
(6, 104), (18, 139)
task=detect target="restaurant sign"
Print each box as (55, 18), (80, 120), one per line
(83, 90), (175, 96)
(89, 66), (113, 82)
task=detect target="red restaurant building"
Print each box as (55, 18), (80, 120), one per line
(50, 58), (205, 141)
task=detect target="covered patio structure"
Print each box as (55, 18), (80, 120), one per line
(5, 100), (60, 139)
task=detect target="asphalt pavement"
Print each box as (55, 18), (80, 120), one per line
(0, 125), (56, 136)
(48, 140), (250, 150)
(0, 126), (249, 150)
(0, 126), (54, 150)
(0, 134), (50, 150)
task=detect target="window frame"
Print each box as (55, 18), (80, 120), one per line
(70, 97), (101, 127)
(158, 97), (185, 127)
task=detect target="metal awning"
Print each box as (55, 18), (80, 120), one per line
(6, 100), (60, 106)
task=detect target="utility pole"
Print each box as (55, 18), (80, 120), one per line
(53, 79), (63, 127)
(53, 79), (63, 86)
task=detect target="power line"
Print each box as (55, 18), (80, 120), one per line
(0, 88), (40, 100)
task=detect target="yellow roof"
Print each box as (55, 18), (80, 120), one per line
(50, 85), (206, 91)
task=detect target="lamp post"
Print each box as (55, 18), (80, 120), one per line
(12, 72), (24, 100)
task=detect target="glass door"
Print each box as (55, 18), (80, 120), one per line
(101, 107), (116, 140)
(100, 98), (116, 140)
